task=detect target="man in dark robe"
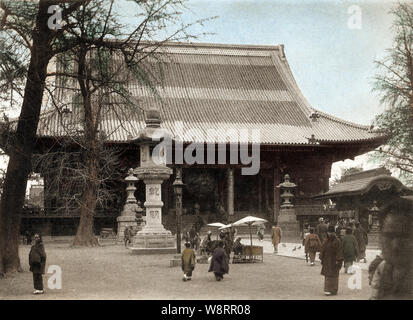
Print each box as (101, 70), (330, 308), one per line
(25, 230), (32, 245)
(219, 230), (231, 256)
(335, 219), (345, 241)
(224, 231), (233, 256)
(233, 237), (244, 256)
(29, 234), (47, 294)
(342, 227), (359, 273)
(353, 221), (368, 263)
(201, 231), (213, 255)
(316, 218), (328, 243)
(208, 241), (229, 281)
(195, 214), (204, 233)
(320, 225), (343, 296)
(189, 225), (198, 249)
(271, 222), (282, 253)
(124, 226), (132, 247)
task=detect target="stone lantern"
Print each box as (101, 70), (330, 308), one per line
(367, 200), (381, 247)
(117, 168), (142, 241)
(275, 174), (300, 239)
(368, 200), (380, 232)
(277, 174), (297, 208)
(129, 108), (175, 253)
(173, 167), (184, 254)
(125, 168), (138, 202)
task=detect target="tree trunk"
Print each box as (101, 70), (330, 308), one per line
(72, 121), (100, 246)
(72, 57), (100, 246)
(0, 1), (53, 274)
(72, 152), (99, 246)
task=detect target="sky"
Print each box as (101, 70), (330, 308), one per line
(121, 0), (397, 126)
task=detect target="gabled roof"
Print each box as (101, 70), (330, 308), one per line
(315, 168), (413, 199)
(11, 42), (385, 146)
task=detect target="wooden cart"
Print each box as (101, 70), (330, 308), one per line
(232, 245), (263, 263)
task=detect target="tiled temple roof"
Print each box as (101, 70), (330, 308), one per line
(315, 168), (413, 199)
(16, 42), (385, 145)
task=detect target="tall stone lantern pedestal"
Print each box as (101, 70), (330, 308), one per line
(276, 174), (301, 240)
(368, 201), (381, 249)
(129, 109), (175, 254)
(117, 169), (143, 242)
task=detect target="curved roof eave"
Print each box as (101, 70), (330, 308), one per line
(314, 175), (413, 200)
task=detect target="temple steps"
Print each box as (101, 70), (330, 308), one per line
(162, 215), (199, 234)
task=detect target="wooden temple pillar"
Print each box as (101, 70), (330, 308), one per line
(264, 177), (269, 213)
(323, 161), (332, 193)
(258, 175), (262, 213)
(273, 168), (280, 222)
(227, 168), (234, 217)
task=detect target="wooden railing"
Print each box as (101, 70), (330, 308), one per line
(21, 207), (120, 218)
(294, 204), (338, 216)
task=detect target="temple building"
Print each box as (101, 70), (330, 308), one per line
(3, 42), (385, 236)
(315, 167), (413, 245)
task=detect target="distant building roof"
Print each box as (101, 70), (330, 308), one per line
(315, 167), (413, 199)
(11, 42), (386, 146)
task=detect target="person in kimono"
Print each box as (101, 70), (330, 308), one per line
(319, 225), (343, 296)
(304, 227), (322, 266)
(271, 222), (282, 253)
(208, 241), (229, 281)
(342, 227), (359, 273)
(181, 242), (196, 281)
(29, 233), (47, 294)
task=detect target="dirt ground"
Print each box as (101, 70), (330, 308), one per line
(0, 243), (372, 300)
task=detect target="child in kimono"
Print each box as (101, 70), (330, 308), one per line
(181, 242), (196, 281)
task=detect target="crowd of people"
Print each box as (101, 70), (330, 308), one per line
(181, 237), (230, 282)
(303, 217), (368, 265)
(180, 222), (283, 282)
(301, 217), (369, 295)
(300, 200), (413, 299)
(25, 198), (413, 299)
(198, 227), (237, 257)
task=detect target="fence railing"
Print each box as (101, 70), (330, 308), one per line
(21, 207), (119, 218)
(294, 204), (337, 216)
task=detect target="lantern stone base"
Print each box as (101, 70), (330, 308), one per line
(277, 208), (301, 240)
(116, 216), (137, 242)
(368, 230), (380, 249)
(128, 229), (176, 254)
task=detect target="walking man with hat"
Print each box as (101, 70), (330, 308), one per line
(319, 225), (343, 296)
